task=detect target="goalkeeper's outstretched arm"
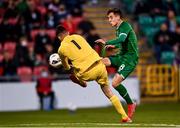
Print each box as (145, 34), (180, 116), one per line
(59, 53), (71, 71)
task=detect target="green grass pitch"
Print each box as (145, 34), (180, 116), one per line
(0, 103), (180, 127)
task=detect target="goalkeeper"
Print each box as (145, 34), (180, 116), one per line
(95, 8), (139, 120)
(55, 25), (132, 123)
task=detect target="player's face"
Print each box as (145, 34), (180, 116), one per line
(107, 12), (121, 27)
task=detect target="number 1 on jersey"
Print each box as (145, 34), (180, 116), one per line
(71, 40), (81, 49)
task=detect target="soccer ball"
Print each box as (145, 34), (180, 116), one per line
(49, 53), (62, 68)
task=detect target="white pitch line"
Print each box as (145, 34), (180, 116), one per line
(1, 123), (180, 127)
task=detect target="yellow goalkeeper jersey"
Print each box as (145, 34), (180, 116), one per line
(58, 34), (101, 74)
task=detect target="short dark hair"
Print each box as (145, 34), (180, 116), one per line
(56, 25), (67, 36)
(107, 8), (123, 18)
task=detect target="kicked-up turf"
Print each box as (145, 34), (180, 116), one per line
(0, 102), (180, 127)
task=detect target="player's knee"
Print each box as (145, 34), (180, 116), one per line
(112, 73), (123, 88)
(112, 81), (120, 88)
(101, 85), (113, 98)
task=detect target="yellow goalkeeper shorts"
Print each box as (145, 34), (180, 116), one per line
(75, 60), (109, 86)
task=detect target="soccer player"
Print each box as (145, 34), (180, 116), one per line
(95, 8), (138, 119)
(55, 25), (132, 123)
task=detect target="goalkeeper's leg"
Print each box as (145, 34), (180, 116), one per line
(95, 60), (131, 122)
(100, 85), (131, 122)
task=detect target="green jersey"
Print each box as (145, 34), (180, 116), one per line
(106, 21), (138, 66)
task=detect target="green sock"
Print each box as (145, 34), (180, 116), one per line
(115, 84), (133, 104)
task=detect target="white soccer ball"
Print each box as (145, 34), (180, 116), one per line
(49, 53), (62, 68)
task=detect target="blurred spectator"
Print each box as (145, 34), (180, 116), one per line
(36, 70), (55, 110)
(86, 28), (102, 55)
(34, 27), (52, 55)
(0, 50), (18, 76)
(16, 0), (29, 16)
(34, 54), (46, 67)
(3, 0), (18, 20)
(45, 9), (56, 29)
(0, 19), (7, 42)
(15, 36), (31, 66)
(64, 0), (85, 12)
(71, 7), (83, 17)
(172, 25), (180, 47)
(48, 0), (61, 12)
(0, 18), (19, 42)
(176, 0), (180, 16)
(44, 44), (54, 62)
(166, 10), (177, 32)
(24, 0), (42, 29)
(77, 12), (95, 35)
(134, 0), (149, 16)
(86, 28), (100, 49)
(147, 0), (165, 16)
(61, 14), (76, 34)
(164, 0), (176, 14)
(54, 4), (68, 26)
(43, 0), (53, 8)
(0, 0), (9, 9)
(173, 45), (180, 66)
(17, 16), (31, 40)
(154, 23), (173, 63)
(27, 43), (36, 67)
(172, 25), (180, 65)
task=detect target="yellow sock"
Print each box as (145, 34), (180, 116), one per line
(110, 95), (128, 119)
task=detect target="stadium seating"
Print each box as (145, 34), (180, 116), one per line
(154, 16), (167, 26)
(45, 29), (56, 40)
(30, 29), (40, 41)
(3, 42), (16, 58)
(17, 67), (33, 81)
(141, 27), (159, 46)
(176, 16), (180, 24)
(122, 0), (134, 13)
(138, 15), (153, 26)
(161, 51), (175, 65)
(36, 6), (47, 16)
(30, 29), (56, 41)
(3, 42), (16, 52)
